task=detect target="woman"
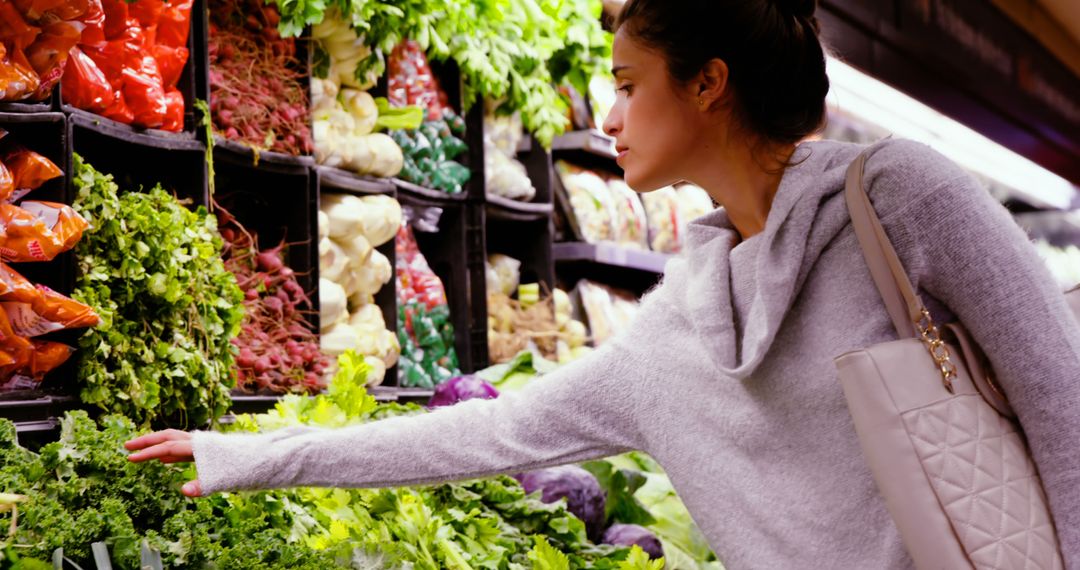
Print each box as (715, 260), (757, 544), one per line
(127, 0), (1080, 567)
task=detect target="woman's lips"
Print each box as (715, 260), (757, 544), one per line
(615, 147), (628, 163)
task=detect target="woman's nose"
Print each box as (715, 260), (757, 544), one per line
(602, 111), (621, 137)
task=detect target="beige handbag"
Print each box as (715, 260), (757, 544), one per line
(834, 150), (1075, 569)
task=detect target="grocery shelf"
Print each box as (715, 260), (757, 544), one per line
(0, 100), (53, 113)
(394, 178), (468, 202)
(0, 395), (77, 423)
(371, 386), (434, 404)
(316, 166), (396, 196)
(213, 137), (316, 167)
(553, 242), (671, 274)
(551, 129), (616, 158)
(485, 194), (555, 221)
(68, 110), (204, 151)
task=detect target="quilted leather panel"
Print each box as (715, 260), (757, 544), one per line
(903, 395), (1064, 570)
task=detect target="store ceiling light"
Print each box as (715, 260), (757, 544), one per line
(825, 57), (1079, 210)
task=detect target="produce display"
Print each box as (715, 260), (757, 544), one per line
(318, 193), (401, 385)
(263, 0), (612, 146)
(575, 280), (638, 346)
(208, 0), (310, 154)
(486, 253), (589, 365)
(71, 155), (243, 426)
(61, 0), (192, 131)
(0, 354), (664, 569)
(384, 41), (472, 194)
(0, 134), (97, 394)
(217, 206), (329, 395)
(557, 161), (617, 244)
(0, 0), (103, 102)
(310, 15), (423, 177)
(485, 107), (536, 202)
(396, 221), (460, 388)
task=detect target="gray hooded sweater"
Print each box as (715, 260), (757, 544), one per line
(193, 139), (1080, 569)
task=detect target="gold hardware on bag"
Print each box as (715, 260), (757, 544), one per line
(915, 308), (957, 393)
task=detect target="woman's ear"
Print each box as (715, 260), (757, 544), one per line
(695, 58), (730, 110)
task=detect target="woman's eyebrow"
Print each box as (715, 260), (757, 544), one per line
(612, 65), (632, 77)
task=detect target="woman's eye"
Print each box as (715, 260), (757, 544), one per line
(616, 85), (633, 96)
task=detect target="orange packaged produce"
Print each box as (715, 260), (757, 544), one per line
(0, 201), (89, 262)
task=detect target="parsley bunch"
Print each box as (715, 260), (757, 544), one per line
(71, 155), (245, 428)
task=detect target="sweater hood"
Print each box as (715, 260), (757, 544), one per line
(662, 138), (891, 380)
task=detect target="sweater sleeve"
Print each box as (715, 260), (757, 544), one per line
(896, 173), (1080, 567)
(191, 296), (669, 494)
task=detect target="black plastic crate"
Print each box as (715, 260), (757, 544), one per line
(69, 113), (209, 206)
(1, 112), (73, 295)
(57, 0), (206, 141)
(211, 150), (319, 331)
(0, 92), (56, 114)
(397, 192), (488, 373)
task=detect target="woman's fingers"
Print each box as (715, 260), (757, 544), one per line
(126, 439), (194, 464)
(181, 480), (203, 498)
(124, 429), (191, 451)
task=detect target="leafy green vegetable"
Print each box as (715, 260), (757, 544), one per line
(271, 0), (612, 146)
(71, 154), (244, 428)
(0, 352), (647, 568)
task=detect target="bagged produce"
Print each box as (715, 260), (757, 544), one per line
(484, 109), (535, 201)
(575, 280), (638, 345)
(0, 145), (62, 200)
(0, 201), (88, 262)
(608, 178), (649, 249)
(556, 161), (617, 244)
(390, 111), (471, 194)
(0, 34), (39, 100)
(396, 221), (460, 388)
(57, 0), (190, 129)
(387, 39), (451, 121)
(59, 46), (114, 112)
(640, 185), (683, 253)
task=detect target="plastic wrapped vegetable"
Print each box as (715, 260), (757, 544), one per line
(396, 221), (460, 387)
(608, 179), (649, 249)
(484, 110), (535, 201)
(391, 112), (471, 195)
(556, 161), (616, 244)
(602, 524), (665, 560)
(640, 186), (683, 253)
(485, 254), (521, 297)
(428, 374), (499, 408)
(516, 465), (608, 541)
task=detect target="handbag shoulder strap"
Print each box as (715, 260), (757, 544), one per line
(844, 151), (924, 339)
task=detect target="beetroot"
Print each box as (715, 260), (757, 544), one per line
(216, 203), (328, 395)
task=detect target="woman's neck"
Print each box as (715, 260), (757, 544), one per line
(684, 133), (796, 241)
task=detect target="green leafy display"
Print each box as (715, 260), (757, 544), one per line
(70, 155), (245, 428)
(279, 0), (613, 146)
(0, 353), (661, 569)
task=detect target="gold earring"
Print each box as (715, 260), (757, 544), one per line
(698, 97), (705, 107)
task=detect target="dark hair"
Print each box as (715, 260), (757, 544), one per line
(616, 0), (830, 146)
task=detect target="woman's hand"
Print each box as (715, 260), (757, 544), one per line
(125, 429), (203, 497)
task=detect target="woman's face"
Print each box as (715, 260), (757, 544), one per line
(603, 30), (704, 192)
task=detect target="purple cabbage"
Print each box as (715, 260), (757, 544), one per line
(427, 375), (499, 408)
(602, 524), (664, 560)
(516, 465), (607, 541)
